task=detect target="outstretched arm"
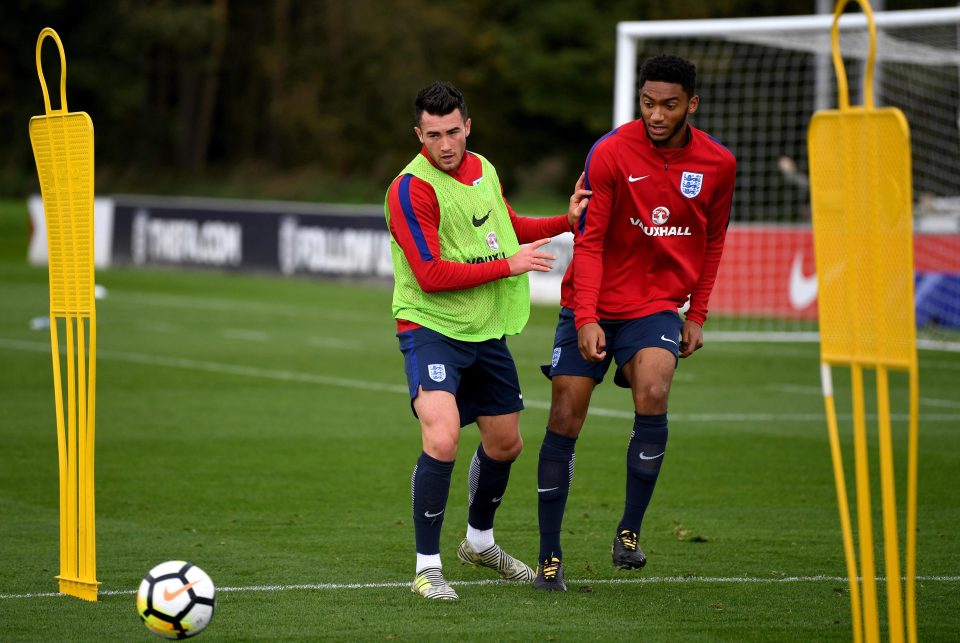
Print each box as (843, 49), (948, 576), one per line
(387, 174), (559, 292)
(506, 238), (556, 276)
(507, 173), (591, 242)
(387, 174), (509, 292)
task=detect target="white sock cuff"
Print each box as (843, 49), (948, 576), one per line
(466, 525), (494, 551)
(416, 553), (442, 574)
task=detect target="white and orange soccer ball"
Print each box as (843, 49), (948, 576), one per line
(136, 561), (216, 639)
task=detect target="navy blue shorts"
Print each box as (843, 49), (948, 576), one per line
(398, 326), (524, 427)
(540, 308), (684, 388)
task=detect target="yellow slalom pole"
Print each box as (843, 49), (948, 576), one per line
(77, 317), (89, 581)
(30, 27), (100, 601)
(84, 315), (98, 585)
(875, 365), (904, 642)
(820, 363), (863, 643)
(905, 365), (919, 643)
(49, 317), (68, 578)
(850, 363), (879, 643)
(64, 316), (78, 582)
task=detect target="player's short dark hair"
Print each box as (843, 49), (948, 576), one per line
(415, 82), (468, 126)
(639, 55), (697, 98)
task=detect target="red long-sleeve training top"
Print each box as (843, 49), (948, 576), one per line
(562, 120), (736, 329)
(387, 148), (573, 331)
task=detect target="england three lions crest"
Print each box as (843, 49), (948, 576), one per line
(680, 171), (704, 198)
(428, 364), (447, 382)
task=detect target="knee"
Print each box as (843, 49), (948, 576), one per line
(547, 405), (586, 437)
(633, 381), (670, 413)
(423, 431), (459, 462)
(485, 433), (523, 461)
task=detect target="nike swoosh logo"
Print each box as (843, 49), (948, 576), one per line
(492, 496), (504, 503)
(788, 250), (818, 309)
(472, 209), (492, 227)
(628, 175), (650, 183)
(660, 334), (678, 346)
(424, 509), (444, 518)
(537, 487), (559, 493)
(162, 580), (199, 602)
(639, 451), (664, 460)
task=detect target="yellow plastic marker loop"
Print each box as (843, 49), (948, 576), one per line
(830, 0), (877, 110)
(36, 27), (68, 115)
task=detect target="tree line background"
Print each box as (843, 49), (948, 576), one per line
(2, 0), (942, 205)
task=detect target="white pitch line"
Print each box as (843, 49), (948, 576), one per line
(766, 383), (960, 410)
(922, 358), (960, 371)
(307, 336), (364, 350)
(104, 291), (385, 325)
(920, 397), (960, 409)
(2, 338), (959, 423)
(222, 329), (270, 342)
(704, 331), (960, 353)
(706, 331), (820, 343)
(0, 338), (408, 395)
(137, 321), (178, 334)
(2, 575), (958, 600)
(767, 384), (822, 395)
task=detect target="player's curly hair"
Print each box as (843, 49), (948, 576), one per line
(639, 55), (697, 98)
(415, 82), (468, 126)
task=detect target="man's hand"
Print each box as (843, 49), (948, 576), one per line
(567, 172), (592, 229)
(679, 320), (703, 358)
(577, 322), (607, 362)
(506, 238), (556, 276)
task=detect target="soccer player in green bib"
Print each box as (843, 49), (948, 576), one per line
(386, 82), (590, 600)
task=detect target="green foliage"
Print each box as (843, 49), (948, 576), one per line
(6, 0), (946, 201)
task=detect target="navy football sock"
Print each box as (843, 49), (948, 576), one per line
(467, 443), (513, 531)
(537, 428), (577, 561)
(411, 451), (455, 556)
(619, 413), (668, 534)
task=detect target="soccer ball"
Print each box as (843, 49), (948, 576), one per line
(136, 561), (216, 639)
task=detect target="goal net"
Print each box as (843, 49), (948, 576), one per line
(614, 8), (960, 347)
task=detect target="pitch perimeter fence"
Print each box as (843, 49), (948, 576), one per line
(26, 194), (960, 336)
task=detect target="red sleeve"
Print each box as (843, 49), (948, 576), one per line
(572, 143), (616, 329)
(685, 157), (736, 326)
(502, 188), (572, 243)
(387, 174), (510, 293)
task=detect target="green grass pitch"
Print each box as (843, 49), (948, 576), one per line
(0, 199), (958, 641)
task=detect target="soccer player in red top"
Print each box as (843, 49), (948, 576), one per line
(533, 55), (737, 591)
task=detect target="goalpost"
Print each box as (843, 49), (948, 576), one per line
(614, 8), (960, 346)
